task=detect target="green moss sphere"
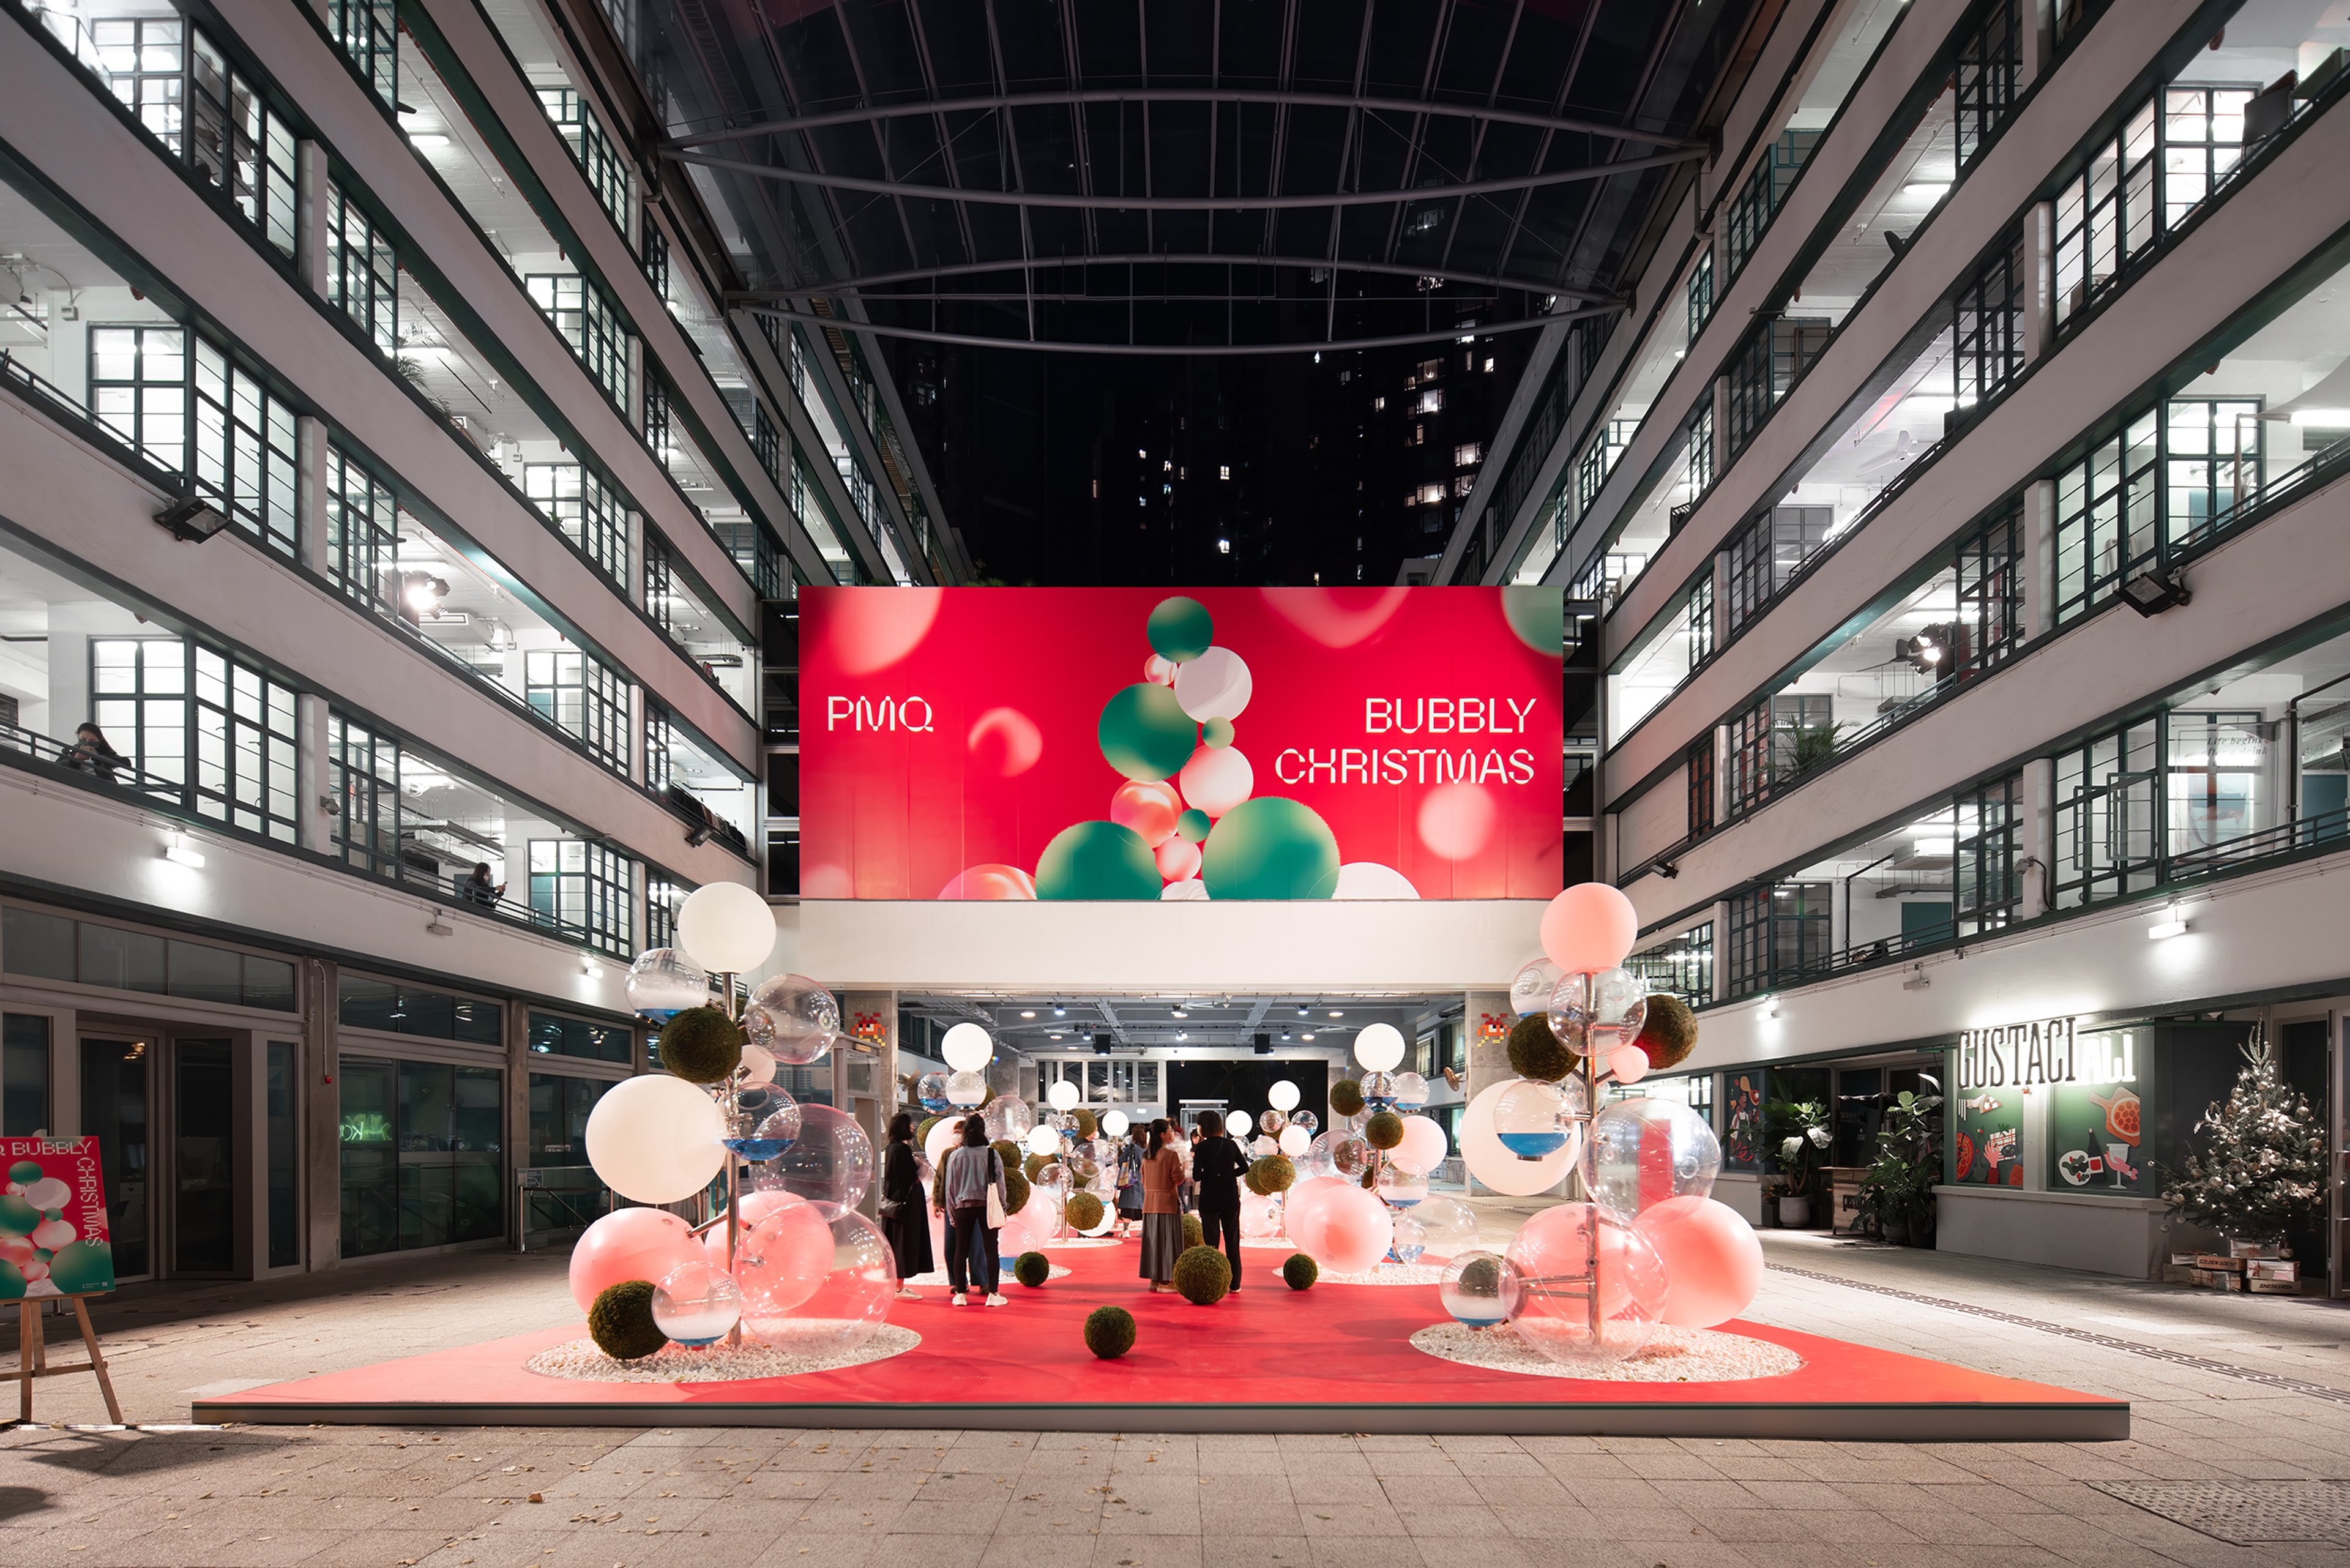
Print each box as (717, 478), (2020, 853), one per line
(1013, 1251), (1051, 1288)
(1634, 993), (1699, 1070)
(992, 1138), (1023, 1170)
(1250, 1155), (1297, 1195)
(1173, 1245), (1233, 1305)
(1364, 1111), (1406, 1151)
(916, 1116), (942, 1148)
(1283, 1253), (1319, 1291)
(1329, 1080), (1367, 1118)
(658, 1007), (744, 1085)
(1182, 1212), (1204, 1250)
(1507, 1012), (1580, 1082)
(1084, 1304), (1138, 1359)
(1024, 1153), (1050, 1182)
(1003, 1168), (1031, 1218)
(1065, 1191), (1105, 1231)
(1073, 1110), (1098, 1140)
(588, 1280), (667, 1361)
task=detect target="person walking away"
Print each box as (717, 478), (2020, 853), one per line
(1190, 1110), (1248, 1291)
(943, 1117), (1010, 1306)
(1114, 1127), (1146, 1238)
(58, 723), (123, 783)
(1138, 1119), (1185, 1292)
(879, 1112), (933, 1299)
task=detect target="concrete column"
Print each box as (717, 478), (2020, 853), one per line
(1710, 723), (1731, 829)
(297, 142), (330, 298)
(2023, 477), (2057, 640)
(1710, 902), (1731, 1002)
(506, 992), (531, 1246)
(2020, 202), (2054, 365)
(2022, 756), (2057, 920)
(296, 692), (333, 854)
(2021, 0), (2052, 88)
(1710, 376), (1729, 484)
(297, 415), (330, 578)
(304, 957), (341, 1271)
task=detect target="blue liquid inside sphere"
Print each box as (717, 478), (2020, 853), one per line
(1390, 1243), (1425, 1264)
(1496, 1130), (1566, 1159)
(724, 1135), (794, 1160)
(920, 1095), (947, 1112)
(1449, 1309), (1507, 1327)
(668, 1332), (725, 1347)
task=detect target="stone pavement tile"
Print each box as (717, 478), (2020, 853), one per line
(622, 1429), (726, 1450)
(1629, 1450), (1733, 1480)
(747, 1531), (884, 1568)
(1361, 1451), (1467, 1478)
(1580, 1508), (1706, 1542)
(1195, 1435), (1281, 1455)
(1277, 1435), (1363, 1452)
(1303, 1534), (1425, 1568)
(794, 1497), (908, 1533)
(1083, 1536), (1207, 1568)
(689, 1494), (832, 1533)
(294, 1527), (465, 1566)
(1652, 1479), (1785, 1512)
(1095, 1501), (1204, 1535)
(1515, 1436), (1608, 1457)
(1552, 1477), (1674, 1510)
(1463, 1476), (1575, 1509)
(1190, 1499), (1304, 1536)
(1488, 1501), (1602, 1539)
(1682, 1509), (1922, 1545)
(1539, 1452), (1643, 1480)
(1430, 1436), (1526, 1455)
(4, 1525), (177, 1567)
(1389, 1503), (1512, 1539)
(1732, 1546), (2062, 1568)
(1283, 1474), (1386, 1506)
(1728, 1478), (1864, 1509)
(1412, 1536), (1546, 1568)
(1188, 1471), (1293, 1504)
(1695, 1454), (1821, 1484)
(1297, 1499), (1407, 1537)
(1100, 1474), (1213, 1505)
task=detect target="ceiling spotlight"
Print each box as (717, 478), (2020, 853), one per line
(1053, 1004), (1067, 1016)
(1020, 1010), (1036, 1018)
(1301, 1032), (1316, 1042)
(1297, 1006), (1310, 1017)
(1328, 1010), (1344, 1018)
(409, 133), (450, 149)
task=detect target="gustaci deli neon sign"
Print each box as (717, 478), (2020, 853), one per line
(1954, 1016), (2139, 1090)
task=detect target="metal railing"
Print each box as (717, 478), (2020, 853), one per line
(2169, 803), (2350, 882)
(1, 716), (197, 805)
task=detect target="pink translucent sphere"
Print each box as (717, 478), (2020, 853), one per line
(967, 707), (1044, 777)
(1302, 1183), (1393, 1274)
(1540, 883), (1639, 974)
(727, 1192), (838, 1315)
(1111, 778), (1185, 847)
(1155, 836), (1203, 882)
(569, 1208), (700, 1314)
(1633, 1197), (1763, 1329)
(1417, 780), (1498, 860)
(1143, 653), (1177, 685)
(1179, 744), (1254, 818)
(1504, 1201), (1669, 1366)
(827, 586), (941, 674)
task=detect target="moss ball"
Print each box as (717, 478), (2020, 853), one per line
(1066, 1191), (1105, 1231)
(1364, 1111), (1406, 1151)
(1457, 1254), (1503, 1296)
(1635, 994), (1699, 1070)
(1174, 1245), (1232, 1304)
(1329, 1080), (1367, 1118)
(658, 1007), (744, 1085)
(588, 1280), (666, 1361)
(1283, 1253), (1319, 1291)
(916, 1115), (942, 1148)
(1024, 1153), (1050, 1182)
(1242, 1162), (1267, 1197)
(1250, 1155), (1297, 1195)
(1003, 1168), (1031, 1217)
(1073, 1109), (1098, 1140)
(1084, 1304), (1137, 1359)
(1507, 1012), (1580, 1082)
(1013, 1251), (1051, 1288)
(992, 1138), (1022, 1170)
(1182, 1212), (1204, 1250)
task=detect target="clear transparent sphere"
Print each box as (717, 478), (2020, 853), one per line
(1438, 1250), (1521, 1327)
(944, 1070), (988, 1107)
(1388, 1072), (1429, 1110)
(742, 974), (841, 1066)
(1494, 1079), (1570, 1160)
(1510, 958), (1564, 1016)
(1587, 1098), (1721, 1219)
(625, 947), (706, 1018)
(739, 1208), (895, 1359)
(1503, 1202), (1669, 1367)
(916, 1072), (948, 1111)
(652, 1261), (742, 1347)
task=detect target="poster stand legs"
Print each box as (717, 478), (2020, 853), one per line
(14, 1295), (122, 1425)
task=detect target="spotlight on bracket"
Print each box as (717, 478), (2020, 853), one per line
(2122, 566), (2191, 616)
(155, 495), (230, 542)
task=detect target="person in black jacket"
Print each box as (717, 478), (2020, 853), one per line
(1190, 1110), (1248, 1291)
(879, 1112), (933, 1299)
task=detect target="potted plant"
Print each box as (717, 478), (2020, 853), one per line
(1855, 1080), (1944, 1245)
(1768, 1098), (1831, 1227)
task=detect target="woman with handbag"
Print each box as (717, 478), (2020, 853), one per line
(879, 1113), (932, 1300)
(942, 1116), (1011, 1307)
(1137, 1118), (1185, 1292)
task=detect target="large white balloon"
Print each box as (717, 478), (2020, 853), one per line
(941, 1021), (993, 1073)
(1353, 1022), (1406, 1073)
(584, 1074), (726, 1204)
(1460, 1080), (1580, 1197)
(1389, 1112), (1450, 1176)
(1278, 1124), (1310, 1157)
(1047, 1078), (1081, 1111)
(674, 882), (776, 974)
(1026, 1124), (1062, 1157)
(1101, 1110), (1131, 1137)
(1267, 1080), (1301, 1112)
(1172, 646), (1252, 720)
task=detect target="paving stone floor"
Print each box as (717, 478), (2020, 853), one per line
(6, 1212), (2350, 1567)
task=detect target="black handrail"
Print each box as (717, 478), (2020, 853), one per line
(0, 716), (192, 802)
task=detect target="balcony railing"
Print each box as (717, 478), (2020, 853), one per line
(2168, 804), (2350, 882)
(0, 716), (190, 804)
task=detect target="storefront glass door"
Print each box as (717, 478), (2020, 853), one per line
(79, 1036), (151, 1279)
(173, 1039), (236, 1275)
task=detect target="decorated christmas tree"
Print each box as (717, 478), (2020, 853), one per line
(2159, 1028), (2325, 1245)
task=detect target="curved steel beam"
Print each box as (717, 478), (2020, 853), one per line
(666, 146), (1704, 212)
(669, 89), (1706, 152)
(725, 252), (1618, 307)
(734, 302), (1612, 356)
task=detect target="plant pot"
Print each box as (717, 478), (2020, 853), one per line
(1880, 1215), (1909, 1245)
(1779, 1194), (1811, 1228)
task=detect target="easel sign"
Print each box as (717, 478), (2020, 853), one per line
(2, 1137), (122, 1424)
(1, 1137), (116, 1296)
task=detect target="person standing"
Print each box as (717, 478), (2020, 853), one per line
(879, 1112), (933, 1300)
(1190, 1110), (1247, 1291)
(1114, 1127), (1145, 1239)
(1137, 1118), (1185, 1292)
(58, 722), (124, 783)
(943, 1117), (1010, 1307)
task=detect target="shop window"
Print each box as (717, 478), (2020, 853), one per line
(337, 974), (504, 1045)
(536, 88), (629, 235)
(525, 273), (632, 412)
(529, 838), (633, 958)
(327, 182), (398, 353)
(266, 1040), (298, 1267)
(327, 0), (398, 109)
(524, 463), (632, 584)
(1, 907), (292, 1009)
(524, 649), (629, 774)
(526, 1071), (615, 1230)
(339, 1057), (502, 1258)
(529, 1010), (632, 1063)
(2, 1015), (51, 1136)
(88, 324), (188, 474)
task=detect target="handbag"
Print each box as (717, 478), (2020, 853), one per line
(984, 1151), (1008, 1228)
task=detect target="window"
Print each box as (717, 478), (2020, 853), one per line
(2053, 100), (2158, 330)
(89, 324), (187, 473)
(188, 32), (297, 257)
(337, 974), (504, 1043)
(191, 646), (298, 841)
(644, 702), (675, 793)
(529, 1011), (632, 1062)
(1686, 572), (1715, 666)
(1725, 884), (1830, 996)
(2054, 717), (2163, 908)
(327, 182), (397, 353)
(529, 838), (633, 957)
(1218, 465), (1232, 480)
(327, 712), (404, 880)
(327, 0), (398, 110)
(524, 649), (629, 773)
(1953, 0), (2023, 168)
(1952, 501), (2026, 677)
(1723, 130), (1820, 280)
(1686, 736), (1715, 841)
(1725, 699), (1773, 818)
(3, 1015), (50, 1136)
(192, 338), (299, 558)
(2169, 711), (2264, 854)
(646, 874), (683, 950)
(1682, 403), (1714, 501)
(2, 909), (293, 1010)
(1454, 443), (1482, 468)
(524, 463), (631, 583)
(1626, 924), (1712, 1007)
(92, 17), (187, 152)
(2160, 86), (2253, 230)
(526, 1072), (617, 1230)
(1723, 505), (1832, 632)
(338, 1058), (502, 1258)
(89, 637), (187, 789)
(641, 224), (671, 305)
(1686, 248), (1715, 339)
(2165, 398), (2263, 542)
(325, 444), (399, 612)
(1950, 774), (2023, 937)
(1415, 389), (1444, 415)
(1725, 316), (1830, 452)
(536, 88), (629, 234)
(2052, 409), (2158, 624)
(644, 376), (671, 465)
(525, 274), (632, 411)
(1953, 231), (2025, 413)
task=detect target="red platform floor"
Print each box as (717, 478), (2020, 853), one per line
(195, 1244), (2126, 1441)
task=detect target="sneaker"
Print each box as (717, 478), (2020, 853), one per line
(950, 1292), (968, 1306)
(985, 1293), (1009, 1307)
(897, 1289), (923, 1301)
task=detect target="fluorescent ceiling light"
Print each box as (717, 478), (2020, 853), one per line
(2148, 905), (2190, 939)
(1911, 837), (1954, 856)
(2290, 408), (2350, 425)
(164, 833), (204, 868)
(410, 133), (451, 149)
(1903, 182), (1950, 197)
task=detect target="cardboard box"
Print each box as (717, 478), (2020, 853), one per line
(2247, 1279), (2299, 1294)
(2162, 1264), (2202, 1285)
(2191, 1268), (2236, 1288)
(2246, 1260), (2299, 1282)
(2231, 1241), (2285, 1260)
(2195, 1255), (2244, 1272)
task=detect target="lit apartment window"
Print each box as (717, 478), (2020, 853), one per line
(524, 273), (632, 411)
(1416, 358), (1442, 382)
(89, 324), (188, 474)
(327, 183), (398, 353)
(524, 463), (632, 584)
(525, 649), (629, 774)
(529, 838), (633, 957)
(646, 874), (684, 950)
(89, 638), (298, 842)
(1416, 483), (1446, 506)
(1454, 443), (1483, 468)
(1415, 389), (1443, 415)
(537, 88), (630, 235)
(92, 18), (186, 152)
(1219, 465), (1231, 480)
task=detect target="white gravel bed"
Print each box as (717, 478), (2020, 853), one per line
(1320, 1262), (1447, 1286)
(526, 1323), (919, 1383)
(1409, 1321), (1804, 1383)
